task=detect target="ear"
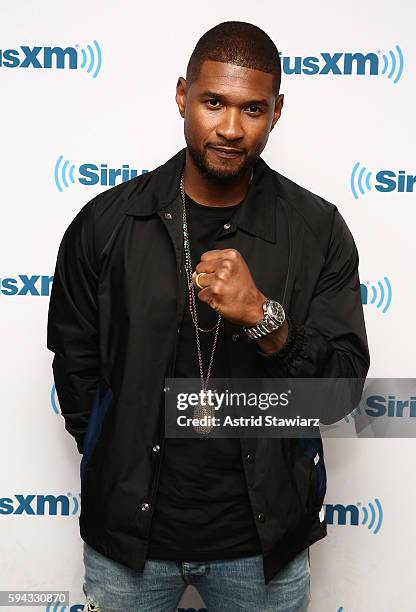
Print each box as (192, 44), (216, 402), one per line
(271, 93), (284, 131)
(175, 77), (187, 118)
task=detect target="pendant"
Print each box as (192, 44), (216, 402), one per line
(192, 389), (216, 434)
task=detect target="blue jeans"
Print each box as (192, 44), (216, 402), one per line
(82, 542), (311, 611)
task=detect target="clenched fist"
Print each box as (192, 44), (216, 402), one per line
(191, 248), (266, 327)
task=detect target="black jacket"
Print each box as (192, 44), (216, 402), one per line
(47, 147), (370, 584)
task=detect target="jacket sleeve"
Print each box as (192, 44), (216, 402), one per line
(256, 207), (370, 423)
(47, 199), (100, 454)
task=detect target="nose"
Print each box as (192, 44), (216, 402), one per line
(216, 107), (244, 142)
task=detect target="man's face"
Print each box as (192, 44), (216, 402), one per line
(176, 60), (284, 183)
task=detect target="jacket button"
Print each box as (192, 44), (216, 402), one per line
(152, 444), (160, 453)
(164, 212), (173, 219)
(232, 333), (240, 342)
(257, 512), (265, 523)
(245, 453), (255, 463)
(141, 502), (150, 512)
(223, 222), (231, 230)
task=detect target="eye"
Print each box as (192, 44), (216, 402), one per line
(207, 98), (220, 108)
(247, 104), (262, 115)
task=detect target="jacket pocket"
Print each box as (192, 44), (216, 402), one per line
(80, 385), (113, 483)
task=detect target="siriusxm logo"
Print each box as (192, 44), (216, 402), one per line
(0, 275), (53, 296)
(360, 277), (392, 313)
(0, 493), (80, 516)
(351, 162), (416, 198)
(367, 393), (416, 417)
(324, 498), (383, 534)
(280, 45), (404, 83)
(346, 393), (416, 422)
(0, 41), (102, 78)
(54, 156), (148, 191)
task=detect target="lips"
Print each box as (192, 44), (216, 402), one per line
(209, 146), (243, 158)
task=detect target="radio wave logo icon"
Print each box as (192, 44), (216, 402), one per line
(54, 155), (76, 192)
(51, 383), (60, 414)
(380, 44), (404, 84)
(361, 277), (392, 313)
(77, 39), (102, 78)
(359, 498), (383, 534)
(350, 161), (373, 199)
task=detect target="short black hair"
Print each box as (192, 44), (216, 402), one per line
(186, 21), (281, 97)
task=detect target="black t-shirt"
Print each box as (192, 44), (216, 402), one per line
(146, 191), (262, 560)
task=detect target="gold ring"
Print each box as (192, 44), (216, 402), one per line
(195, 272), (207, 289)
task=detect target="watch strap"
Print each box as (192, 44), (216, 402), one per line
(243, 299), (285, 339)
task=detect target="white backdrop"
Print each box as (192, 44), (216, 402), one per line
(1, 1), (415, 610)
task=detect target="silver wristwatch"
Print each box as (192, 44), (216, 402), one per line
(243, 298), (285, 339)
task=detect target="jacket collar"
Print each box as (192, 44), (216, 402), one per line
(124, 147), (277, 243)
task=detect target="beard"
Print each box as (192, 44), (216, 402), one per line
(185, 135), (258, 185)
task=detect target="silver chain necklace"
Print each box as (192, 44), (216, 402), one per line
(179, 169), (253, 433)
(180, 174), (221, 395)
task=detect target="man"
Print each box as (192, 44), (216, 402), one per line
(47, 21), (370, 612)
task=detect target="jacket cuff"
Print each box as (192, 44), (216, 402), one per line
(256, 316), (306, 371)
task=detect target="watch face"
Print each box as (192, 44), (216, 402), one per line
(266, 300), (280, 318)
(265, 300), (285, 325)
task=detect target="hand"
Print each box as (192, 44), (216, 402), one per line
(191, 248), (266, 326)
